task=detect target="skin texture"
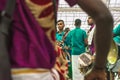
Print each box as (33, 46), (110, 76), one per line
(76, 0), (113, 80)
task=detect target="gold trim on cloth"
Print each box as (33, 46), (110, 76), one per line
(12, 68), (50, 75)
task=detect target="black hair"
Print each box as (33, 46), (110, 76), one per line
(75, 19), (81, 26)
(57, 20), (64, 24)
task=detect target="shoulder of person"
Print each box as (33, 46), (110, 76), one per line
(80, 29), (86, 32)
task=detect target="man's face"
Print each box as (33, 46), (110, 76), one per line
(87, 18), (94, 25)
(57, 21), (64, 30)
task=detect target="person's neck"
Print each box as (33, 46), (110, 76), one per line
(76, 26), (80, 28)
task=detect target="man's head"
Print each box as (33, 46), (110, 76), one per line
(57, 20), (65, 31)
(87, 16), (94, 25)
(75, 19), (81, 27)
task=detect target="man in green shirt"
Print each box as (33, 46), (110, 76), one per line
(66, 19), (88, 80)
(56, 20), (65, 42)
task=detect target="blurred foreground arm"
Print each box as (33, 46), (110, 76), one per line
(76, 0), (113, 80)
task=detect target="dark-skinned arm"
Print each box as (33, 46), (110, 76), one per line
(76, 0), (113, 69)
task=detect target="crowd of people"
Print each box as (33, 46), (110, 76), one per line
(0, 0), (116, 80)
(55, 17), (96, 80)
(56, 17), (120, 80)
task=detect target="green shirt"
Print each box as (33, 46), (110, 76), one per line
(66, 27), (87, 55)
(113, 24), (120, 44)
(56, 31), (64, 42)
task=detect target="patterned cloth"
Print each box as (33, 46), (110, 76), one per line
(0, 0), (77, 80)
(87, 24), (96, 54)
(55, 45), (68, 80)
(12, 68), (60, 80)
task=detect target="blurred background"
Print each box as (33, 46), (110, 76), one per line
(57, 0), (120, 31)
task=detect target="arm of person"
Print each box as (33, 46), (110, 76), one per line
(76, 0), (113, 80)
(76, 0), (113, 69)
(84, 38), (88, 46)
(83, 31), (88, 46)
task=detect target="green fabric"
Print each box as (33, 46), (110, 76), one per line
(66, 27), (87, 55)
(68, 64), (72, 79)
(113, 24), (120, 44)
(56, 31), (64, 42)
(113, 36), (120, 44)
(113, 24), (120, 36)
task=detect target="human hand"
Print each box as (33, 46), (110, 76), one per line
(84, 67), (107, 80)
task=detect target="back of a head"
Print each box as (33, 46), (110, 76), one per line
(75, 19), (81, 27)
